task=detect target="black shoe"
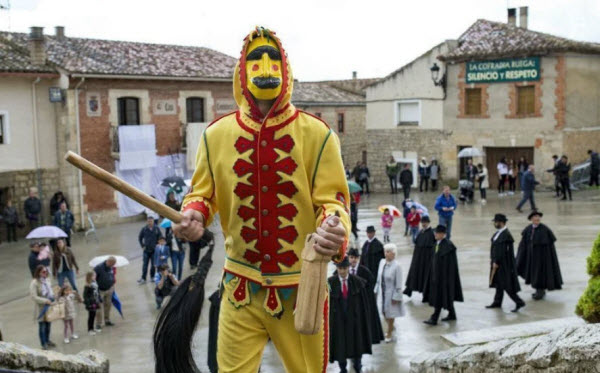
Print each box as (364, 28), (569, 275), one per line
(423, 318), (437, 326)
(47, 341), (56, 347)
(105, 320), (115, 326)
(516, 207), (523, 213)
(485, 303), (502, 309)
(441, 315), (457, 322)
(561, 197), (567, 200)
(511, 302), (525, 312)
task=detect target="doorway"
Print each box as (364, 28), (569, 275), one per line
(485, 147), (534, 190)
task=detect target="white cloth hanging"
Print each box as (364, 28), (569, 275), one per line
(119, 124), (157, 170)
(186, 122), (209, 171)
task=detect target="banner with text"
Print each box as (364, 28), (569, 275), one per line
(466, 57), (540, 84)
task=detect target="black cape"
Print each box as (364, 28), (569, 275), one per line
(516, 224), (563, 290)
(422, 239), (464, 309)
(349, 265), (384, 344)
(404, 227), (435, 297)
(361, 238), (385, 278)
(207, 289), (220, 373)
(328, 274), (372, 362)
(489, 229), (521, 294)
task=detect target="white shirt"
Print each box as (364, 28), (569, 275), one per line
(493, 226), (507, 241)
(338, 275), (348, 287)
(367, 237), (375, 243)
(497, 162), (508, 175)
(349, 264), (358, 276)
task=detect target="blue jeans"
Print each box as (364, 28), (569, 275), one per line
(171, 250), (185, 280)
(58, 270), (78, 292)
(142, 250), (155, 281)
(38, 321), (51, 347)
(517, 190), (536, 210)
(410, 226), (419, 244)
(439, 215), (453, 240)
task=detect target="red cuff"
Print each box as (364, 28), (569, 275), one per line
(332, 238), (348, 263)
(182, 201), (209, 222)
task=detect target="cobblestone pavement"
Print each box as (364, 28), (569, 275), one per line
(0, 189), (598, 372)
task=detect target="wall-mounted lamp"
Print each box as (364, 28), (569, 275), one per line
(430, 63), (447, 98)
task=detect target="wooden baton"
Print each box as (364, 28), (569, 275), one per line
(64, 151), (183, 223)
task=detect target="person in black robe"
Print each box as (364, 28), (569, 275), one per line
(516, 211), (563, 300)
(423, 225), (463, 325)
(486, 214), (525, 312)
(329, 257), (372, 373)
(348, 248), (384, 344)
(404, 215), (435, 299)
(207, 289), (220, 373)
(361, 226), (385, 278)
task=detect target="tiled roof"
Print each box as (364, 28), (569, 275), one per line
(441, 19), (600, 62)
(292, 81), (368, 105)
(0, 35), (56, 73)
(0, 31), (237, 79)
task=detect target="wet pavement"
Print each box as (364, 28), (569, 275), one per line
(0, 189), (598, 372)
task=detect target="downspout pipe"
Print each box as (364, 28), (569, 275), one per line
(74, 77), (85, 229)
(31, 77), (43, 224)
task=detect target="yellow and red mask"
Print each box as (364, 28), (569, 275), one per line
(244, 33), (283, 100)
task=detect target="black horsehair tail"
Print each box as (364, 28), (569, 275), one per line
(154, 247), (214, 373)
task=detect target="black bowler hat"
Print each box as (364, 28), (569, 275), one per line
(366, 226), (376, 233)
(528, 210), (543, 220)
(421, 215), (431, 223)
(492, 213), (508, 223)
(434, 225), (447, 234)
(335, 256), (350, 268)
(348, 248), (360, 257)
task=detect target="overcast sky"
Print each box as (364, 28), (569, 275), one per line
(1, 0), (599, 81)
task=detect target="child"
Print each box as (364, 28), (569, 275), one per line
(381, 208), (394, 243)
(407, 206), (421, 244)
(154, 264), (179, 309)
(83, 271), (102, 335)
(402, 199), (412, 237)
(58, 284), (79, 343)
(153, 237), (171, 272)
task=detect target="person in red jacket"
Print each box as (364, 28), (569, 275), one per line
(407, 206), (421, 244)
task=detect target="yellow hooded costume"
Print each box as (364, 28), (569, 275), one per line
(182, 27), (350, 372)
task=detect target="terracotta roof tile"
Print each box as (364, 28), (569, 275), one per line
(441, 19), (600, 62)
(0, 35), (56, 73)
(292, 81), (368, 105)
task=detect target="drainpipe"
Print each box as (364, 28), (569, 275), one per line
(31, 77), (43, 224)
(74, 77), (85, 229)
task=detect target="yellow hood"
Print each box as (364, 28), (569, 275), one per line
(233, 27), (295, 128)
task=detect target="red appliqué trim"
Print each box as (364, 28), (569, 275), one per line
(182, 201), (209, 222)
(233, 130), (299, 274)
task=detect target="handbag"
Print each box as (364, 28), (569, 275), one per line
(45, 302), (65, 322)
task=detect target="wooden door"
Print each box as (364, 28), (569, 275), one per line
(485, 147), (534, 190)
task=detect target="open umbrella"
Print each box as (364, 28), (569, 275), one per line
(112, 291), (124, 318)
(89, 255), (130, 268)
(26, 226), (68, 239)
(458, 147), (484, 158)
(378, 205), (402, 218)
(348, 181), (362, 194)
(160, 218), (172, 229)
(161, 176), (186, 188)
(406, 201), (429, 216)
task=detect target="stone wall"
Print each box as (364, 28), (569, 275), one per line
(0, 168), (60, 237)
(0, 341), (108, 372)
(410, 323), (600, 373)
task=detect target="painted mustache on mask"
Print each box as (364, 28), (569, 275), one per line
(252, 77), (281, 89)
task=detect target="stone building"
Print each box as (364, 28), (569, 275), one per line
(366, 8), (600, 190)
(292, 77), (378, 170)
(0, 26), (237, 229)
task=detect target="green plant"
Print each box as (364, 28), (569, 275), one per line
(576, 233), (600, 323)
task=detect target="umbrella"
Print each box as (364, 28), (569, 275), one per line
(458, 147), (484, 158)
(348, 181), (362, 194)
(89, 255), (130, 268)
(26, 226), (68, 239)
(406, 201), (429, 216)
(112, 291), (123, 318)
(160, 218), (172, 229)
(378, 205), (402, 218)
(161, 176), (186, 188)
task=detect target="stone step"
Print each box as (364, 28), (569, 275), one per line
(441, 316), (584, 346)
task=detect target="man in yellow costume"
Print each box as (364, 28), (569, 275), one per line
(173, 27), (350, 373)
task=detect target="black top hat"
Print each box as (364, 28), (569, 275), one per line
(347, 248), (360, 257)
(492, 213), (508, 223)
(335, 256), (350, 268)
(528, 210), (543, 220)
(421, 215), (431, 223)
(366, 226), (376, 233)
(434, 225), (447, 233)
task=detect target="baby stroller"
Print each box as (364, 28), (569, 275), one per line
(458, 179), (474, 203)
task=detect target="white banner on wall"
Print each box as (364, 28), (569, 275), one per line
(118, 124), (157, 170)
(186, 122), (209, 171)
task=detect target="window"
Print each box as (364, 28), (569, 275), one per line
(0, 112), (7, 145)
(396, 100), (420, 125)
(517, 86), (535, 115)
(117, 97), (140, 125)
(465, 88), (482, 115)
(314, 112), (321, 118)
(0, 114), (4, 144)
(337, 113), (345, 133)
(186, 97), (205, 123)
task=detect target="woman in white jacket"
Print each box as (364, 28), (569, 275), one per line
(477, 163), (489, 204)
(375, 243), (405, 342)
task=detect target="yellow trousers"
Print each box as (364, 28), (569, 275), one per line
(217, 284), (328, 373)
